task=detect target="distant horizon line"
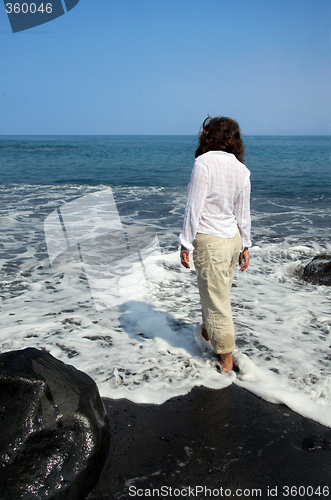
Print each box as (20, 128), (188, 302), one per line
(0, 133), (330, 137)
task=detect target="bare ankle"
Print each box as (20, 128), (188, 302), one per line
(220, 352), (233, 372)
(202, 327), (209, 342)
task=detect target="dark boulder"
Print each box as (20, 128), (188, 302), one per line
(302, 255), (331, 286)
(0, 348), (110, 500)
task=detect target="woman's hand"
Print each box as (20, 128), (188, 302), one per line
(180, 245), (190, 268)
(239, 248), (250, 272)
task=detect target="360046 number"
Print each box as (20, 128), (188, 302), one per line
(5, 3), (53, 14)
(282, 486), (330, 497)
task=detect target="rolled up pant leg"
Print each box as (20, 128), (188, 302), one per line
(193, 232), (241, 354)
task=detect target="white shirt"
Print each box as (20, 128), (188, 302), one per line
(179, 151), (251, 252)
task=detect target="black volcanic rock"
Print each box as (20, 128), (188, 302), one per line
(0, 348), (110, 500)
(302, 255), (331, 286)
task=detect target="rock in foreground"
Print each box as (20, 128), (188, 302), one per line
(302, 255), (331, 286)
(0, 348), (110, 500)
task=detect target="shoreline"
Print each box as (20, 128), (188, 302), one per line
(89, 385), (331, 499)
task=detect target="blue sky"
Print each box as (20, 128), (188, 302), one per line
(1, 0), (330, 135)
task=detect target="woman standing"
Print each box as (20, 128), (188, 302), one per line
(179, 117), (251, 372)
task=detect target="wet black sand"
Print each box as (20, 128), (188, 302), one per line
(88, 385), (331, 500)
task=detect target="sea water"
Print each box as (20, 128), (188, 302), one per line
(0, 135), (331, 427)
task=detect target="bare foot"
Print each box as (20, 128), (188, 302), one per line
(220, 352), (233, 372)
(202, 327), (210, 343)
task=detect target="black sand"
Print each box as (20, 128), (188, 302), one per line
(88, 385), (331, 500)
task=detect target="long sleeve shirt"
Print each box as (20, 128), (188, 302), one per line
(179, 151), (251, 252)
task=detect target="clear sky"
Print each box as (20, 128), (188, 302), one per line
(1, 0), (330, 135)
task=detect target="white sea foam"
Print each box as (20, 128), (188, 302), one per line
(0, 185), (331, 427)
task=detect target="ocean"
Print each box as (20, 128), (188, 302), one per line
(0, 135), (331, 427)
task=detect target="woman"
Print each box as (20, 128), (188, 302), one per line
(179, 116), (251, 372)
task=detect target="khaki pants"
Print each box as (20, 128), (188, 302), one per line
(193, 231), (241, 354)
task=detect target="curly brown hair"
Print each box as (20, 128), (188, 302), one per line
(195, 116), (245, 163)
